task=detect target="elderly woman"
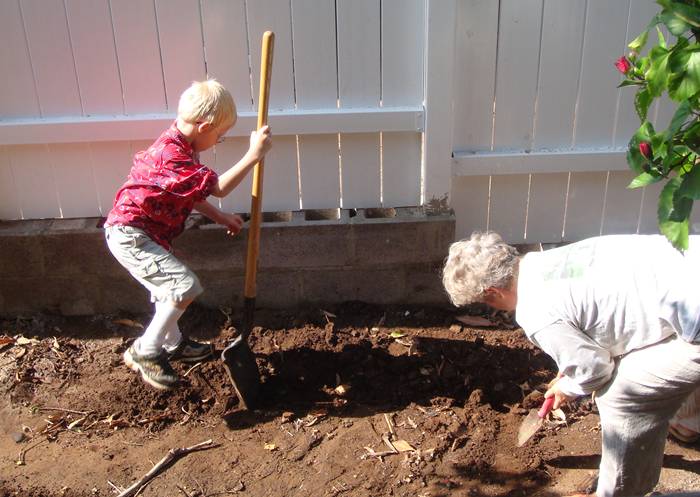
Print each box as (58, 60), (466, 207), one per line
(442, 232), (700, 497)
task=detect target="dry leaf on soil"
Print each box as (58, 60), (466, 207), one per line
(392, 440), (416, 452)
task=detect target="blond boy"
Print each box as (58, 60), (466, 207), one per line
(104, 80), (271, 390)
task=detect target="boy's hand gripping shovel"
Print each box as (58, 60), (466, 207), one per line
(517, 396), (554, 446)
(221, 31), (274, 410)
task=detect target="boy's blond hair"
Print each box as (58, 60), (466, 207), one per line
(177, 79), (236, 129)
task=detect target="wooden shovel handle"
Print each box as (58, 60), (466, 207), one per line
(244, 31), (274, 299)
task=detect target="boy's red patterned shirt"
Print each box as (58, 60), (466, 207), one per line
(105, 122), (218, 250)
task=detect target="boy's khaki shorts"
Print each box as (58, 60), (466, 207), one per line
(105, 225), (202, 303)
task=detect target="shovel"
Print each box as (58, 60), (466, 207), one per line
(221, 31), (274, 410)
(517, 396), (554, 446)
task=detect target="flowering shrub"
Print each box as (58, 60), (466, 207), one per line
(618, 0), (700, 250)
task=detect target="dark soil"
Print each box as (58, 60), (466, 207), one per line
(1, 303), (698, 497)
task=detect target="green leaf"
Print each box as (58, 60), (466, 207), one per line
(618, 79), (644, 88)
(660, 11), (692, 36)
(669, 50), (700, 101)
(665, 1), (700, 29)
(635, 87), (653, 121)
(668, 100), (693, 136)
(629, 30), (649, 52)
(646, 46), (672, 97)
(627, 121), (656, 173)
(658, 177), (691, 250)
(678, 163), (700, 199)
(389, 331), (406, 338)
(628, 172), (662, 189)
(657, 25), (668, 49)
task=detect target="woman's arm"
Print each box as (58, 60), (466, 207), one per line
(531, 321), (615, 398)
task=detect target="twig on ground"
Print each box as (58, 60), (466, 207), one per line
(38, 407), (90, 415)
(16, 436), (48, 466)
(115, 439), (219, 497)
(383, 413), (395, 437)
(183, 362), (203, 377)
(107, 480), (125, 494)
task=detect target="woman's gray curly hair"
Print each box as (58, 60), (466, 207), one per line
(442, 232), (519, 306)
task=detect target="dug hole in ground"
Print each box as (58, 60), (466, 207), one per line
(1, 303), (698, 497)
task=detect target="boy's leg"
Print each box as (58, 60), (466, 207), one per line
(105, 226), (205, 387)
(594, 335), (700, 497)
(160, 299), (213, 362)
(136, 300), (185, 355)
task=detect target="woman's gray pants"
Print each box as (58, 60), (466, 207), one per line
(594, 334), (700, 497)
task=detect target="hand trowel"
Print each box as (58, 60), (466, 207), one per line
(517, 396), (555, 446)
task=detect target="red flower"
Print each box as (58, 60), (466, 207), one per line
(615, 56), (632, 74)
(639, 142), (652, 159)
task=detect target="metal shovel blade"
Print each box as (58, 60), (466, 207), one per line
(517, 409), (545, 446)
(517, 396), (555, 446)
(222, 339), (260, 410)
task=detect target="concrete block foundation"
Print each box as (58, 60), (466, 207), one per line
(0, 207), (455, 315)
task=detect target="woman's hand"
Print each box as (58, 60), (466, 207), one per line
(545, 373), (576, 410)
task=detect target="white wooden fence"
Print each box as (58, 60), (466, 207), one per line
(0, 0), (424, 219)
(446, 0), (700, 242)
(1, 0), (695, 244)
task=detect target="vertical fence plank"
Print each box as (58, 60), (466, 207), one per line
(293, 0), (341, 209)
(298, 134), (340, 209)
(201, 0), (253, 114)
(212, 139), (253, 214)
(382, 132), (421, 207)
(246, 0), (296, 111)
(337, 0), (380, 108)
(341, 133), (381, 208)
(492, 0), (543, 151)
(91, 141), (134, 216)
(0, 147), (21, 220)
(452, 0), (498, 152)
(21, 0), (82, 116)
(533, 0), (586, 149)
(574, 0), (630, 147)
(0, 0), (40, 118)
(525, 173), (568, 243)
(601, 170), (643, 234)
(337, 0), (381, 208)
(488, 174), (529, 243)
(155, 0), (206, 110)
(638, 181), (663, 234)
(9, 145), (60, 219)
(563, 171), (607, 240)
(613, 0), (660, 148)
(261, 135), (300, 211)
(451, 175), (489, 240)
(292, 0), (338, 109)
(381, 0), (424, 107)
(424, 0), (456, 204)
(65, 0), (124, 116)
(111, 0), (167, 114)
(50, 143), (100, 218)
(381, 0), (424, 207)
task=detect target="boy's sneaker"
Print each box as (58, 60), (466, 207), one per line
(166, 338), (212, 363)
(123, 346), (178, 390)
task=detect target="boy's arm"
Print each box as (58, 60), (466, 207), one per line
(193, 201), (243, 235)
(210, 126), (272, 198)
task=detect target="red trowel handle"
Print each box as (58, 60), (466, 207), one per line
(538, 396), (555, 418)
